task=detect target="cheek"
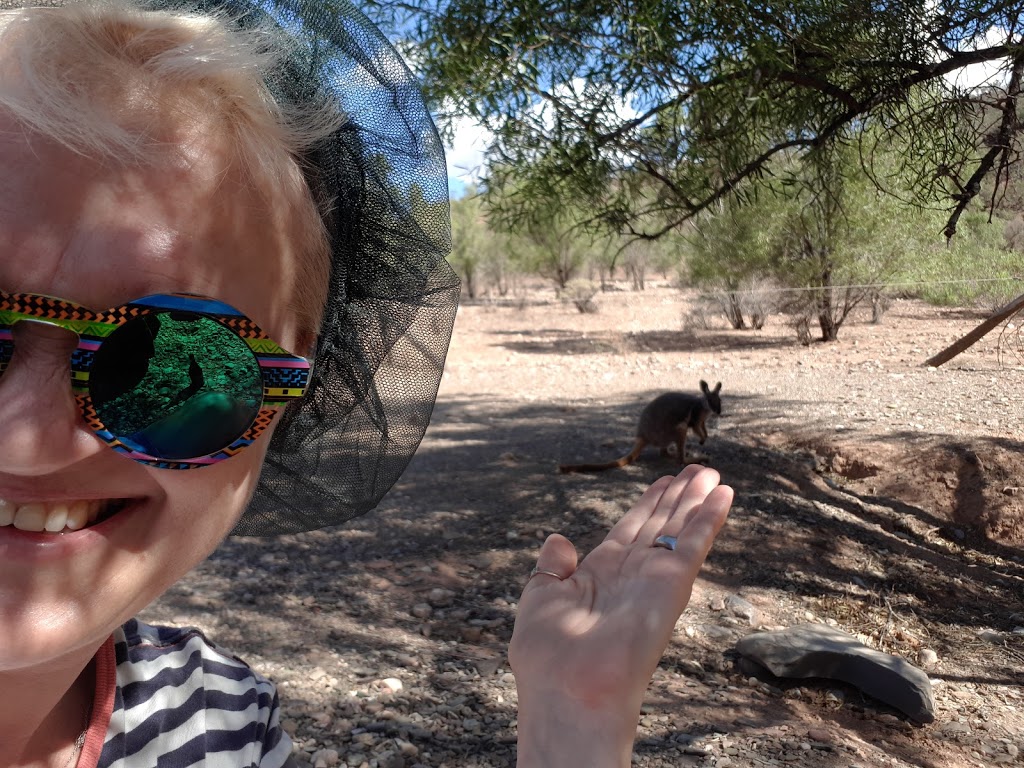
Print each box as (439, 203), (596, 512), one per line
(144, 432), (272, 560)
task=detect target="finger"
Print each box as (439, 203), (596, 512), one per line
(635, 466), (718, 546)
(526, 533), (578, 586)
(670, 484), (734, 574)
(604, 474), (675, 545)
(645, 484), (733, 616)
(606, 464), (703, 546)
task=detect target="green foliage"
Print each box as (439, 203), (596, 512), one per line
(448, 189), (491, 298)
(382, 0), (1024, 243)
(896, 208), (1021, 308)
(680, 139), (1016, 338)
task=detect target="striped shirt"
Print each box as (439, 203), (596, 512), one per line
(79, 619), (293, 768)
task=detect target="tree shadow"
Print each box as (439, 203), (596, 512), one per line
(146, 390), (1024, 765)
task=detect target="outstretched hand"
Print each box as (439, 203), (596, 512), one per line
(510, 465), (733, 768)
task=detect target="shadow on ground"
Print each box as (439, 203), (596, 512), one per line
(150, 391), (1024, 766)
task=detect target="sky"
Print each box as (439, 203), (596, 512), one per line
(443, 114), (491, 199)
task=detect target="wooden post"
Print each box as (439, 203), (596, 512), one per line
(923, 292), (1024, 367)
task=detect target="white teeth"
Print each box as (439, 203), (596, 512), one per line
(44, 503), (69, 532)
(13, 503), (46, 532)
(0, 498), (118, 533)
(65, 501), (89, 531)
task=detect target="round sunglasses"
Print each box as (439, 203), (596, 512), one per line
(0, 291), (310, 469)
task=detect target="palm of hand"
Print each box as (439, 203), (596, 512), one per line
(509, 466), (733, 713)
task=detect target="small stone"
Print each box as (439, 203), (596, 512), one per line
(977, 629), (1003, 644)
(460, 626), (483, 643)
(724, 594), (759, 625)
(918, 648), (939, 667)
(311, 749), (340, 767)
(396, 739), (419, 757)
(428, 588), (454, 607)
(380, 677), (403, 692)
(411, 603), (433, 619)
(941, 721), (971, 735)
(678, 659), (705, 678)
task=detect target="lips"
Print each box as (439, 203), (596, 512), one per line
(0, 498), (128, 533)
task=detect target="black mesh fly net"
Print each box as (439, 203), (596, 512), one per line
(214, 0), (460, 535)
(0, 0), (460, 535)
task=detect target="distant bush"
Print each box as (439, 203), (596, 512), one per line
(562, 279), (600, 313)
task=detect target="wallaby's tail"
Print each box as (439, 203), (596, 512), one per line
(558, 438), (646, 474)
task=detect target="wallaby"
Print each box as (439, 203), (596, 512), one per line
(558, 381), (722, 473)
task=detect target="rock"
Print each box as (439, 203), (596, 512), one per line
(977, 629), (1004, 644)
(380, 677), (403, 693)
(941, 720), (971, 735)
(427, 588), (454, 607)
(724, 595), (761, 626)
(460, 626), (483, 643)
(311, 749), (340, 767)
(735, 623), (935, 723)
(410, 603), (433, 619)
(396, 739), (419, 757)
(678, 659), (706, 678)
(918, 648), (939, 667)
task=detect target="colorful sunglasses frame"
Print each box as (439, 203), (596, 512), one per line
(0, 291), (311, 469)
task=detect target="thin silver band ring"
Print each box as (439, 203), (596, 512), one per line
(652, 534), (678, 551)
(529, 566), (564, 581)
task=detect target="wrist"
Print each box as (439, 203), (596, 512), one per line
(515, 691), (639, 768)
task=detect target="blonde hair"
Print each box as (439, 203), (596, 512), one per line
(0, 0), (343, 338)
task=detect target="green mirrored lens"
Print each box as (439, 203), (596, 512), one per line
(90, 312), (263, 460)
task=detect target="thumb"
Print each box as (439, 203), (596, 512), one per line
(529, 533), (578, 583)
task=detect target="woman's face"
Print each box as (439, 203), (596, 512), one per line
(0, 113), (306, 671)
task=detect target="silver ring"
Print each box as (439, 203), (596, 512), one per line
(529, 566), (563, 581)
(652, 534), (678, 551)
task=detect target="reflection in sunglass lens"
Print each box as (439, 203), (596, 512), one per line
(90, 312), (263, 460)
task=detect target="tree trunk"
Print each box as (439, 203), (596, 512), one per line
(924, 291), (1024, 367)
(818, 312), (838, 341)
(816, 261), (838, 341)
(726, 293), (747, 329)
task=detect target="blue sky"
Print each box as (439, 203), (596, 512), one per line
(442, 113), (490, 200)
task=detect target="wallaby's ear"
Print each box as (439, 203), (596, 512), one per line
(713, 381), (722, 393)
(700, 379), (709, 393)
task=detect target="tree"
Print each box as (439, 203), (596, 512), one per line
(377, 0), (1024, 243)
(685, 138), (948, 340)
(448, 189), (490, 298)
(686, 191), (784, 329)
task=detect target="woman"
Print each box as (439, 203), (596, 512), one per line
(0, 1), (733, 766)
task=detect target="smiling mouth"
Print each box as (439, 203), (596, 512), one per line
(0, 499), (130, 533)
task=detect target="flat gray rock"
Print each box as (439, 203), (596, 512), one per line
(736, 623), (935, 723)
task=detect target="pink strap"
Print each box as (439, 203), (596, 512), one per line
(77, 636), (116, 768)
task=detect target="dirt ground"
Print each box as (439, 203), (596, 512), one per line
(145, 283), (1024, 768)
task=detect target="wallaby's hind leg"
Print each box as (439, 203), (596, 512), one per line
(674, 425), (689, 465)
(694, 412), (709, 444)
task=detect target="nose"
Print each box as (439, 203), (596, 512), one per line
(0, 321), (104, 475)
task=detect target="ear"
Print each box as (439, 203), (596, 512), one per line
(700, 379), (709, 393)
(713, 381), (722, 393)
